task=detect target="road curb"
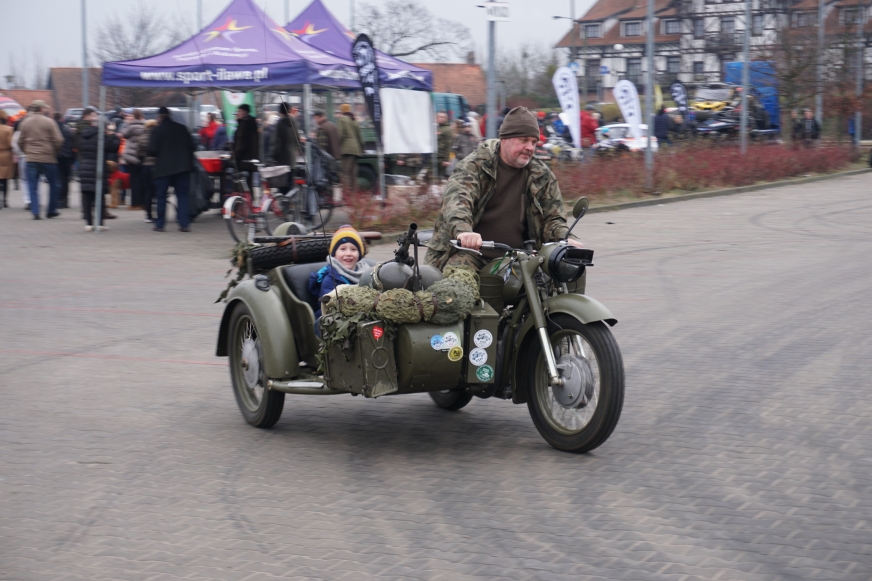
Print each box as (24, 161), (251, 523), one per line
(367, 167), (871, 245)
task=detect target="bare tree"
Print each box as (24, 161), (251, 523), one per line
(497, 44), (560, 108)
(355, 0), (472, 60)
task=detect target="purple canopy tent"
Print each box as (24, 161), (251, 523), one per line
(285, 0), (433, 91)
(101, 0), (360, 90)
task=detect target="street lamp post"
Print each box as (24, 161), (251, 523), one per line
(856, 0), (867, 148)
(82, 0), (88, 109)
(740, 0), (751, 153)
(644, 0), (654, 191)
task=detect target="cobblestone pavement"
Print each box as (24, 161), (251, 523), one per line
(2, 175), (871, 581)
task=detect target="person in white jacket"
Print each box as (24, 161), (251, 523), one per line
(11, 130), (29, 208)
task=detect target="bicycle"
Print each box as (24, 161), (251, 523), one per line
(223, 153), (336, 243)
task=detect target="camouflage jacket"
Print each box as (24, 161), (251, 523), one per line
(425, 139), (574, 269)
(437, 122), (454, 162)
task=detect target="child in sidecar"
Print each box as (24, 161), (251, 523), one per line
(308, 225), (372, 320)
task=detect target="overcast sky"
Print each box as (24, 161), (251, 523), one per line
(0, 0), (596, 89)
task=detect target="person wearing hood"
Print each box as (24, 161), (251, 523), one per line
(76, 108), (120, 230)
(308, 226), (371, 320)
(271, 103), (300, 189)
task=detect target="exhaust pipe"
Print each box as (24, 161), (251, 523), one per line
(267, 379), (345, 395)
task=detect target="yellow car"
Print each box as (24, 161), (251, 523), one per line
(690, 83), (739, 120)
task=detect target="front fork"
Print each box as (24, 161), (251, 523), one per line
(518, 255), (563, 387)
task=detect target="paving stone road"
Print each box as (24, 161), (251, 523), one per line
(1, 175), (871, 581)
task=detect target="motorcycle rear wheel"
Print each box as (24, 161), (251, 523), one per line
(525, 316), (624, 453)
(429, 389), (473, 411)
(228, 303), (285, 428)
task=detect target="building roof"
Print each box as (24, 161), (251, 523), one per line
(1, 90), (55, 111)
(555, 0), (680, 48)
(47, 68), (103, 115)
(410, 63), (487, 107)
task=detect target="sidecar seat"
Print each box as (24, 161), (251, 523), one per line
(282, 258), (378, 310)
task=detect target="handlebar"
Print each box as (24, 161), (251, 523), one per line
(449, 239), (516, 255)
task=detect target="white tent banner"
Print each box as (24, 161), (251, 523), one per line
(613, 80), (642, 140)
(381, 88), (434, 154)
(551, 67), (581, 148)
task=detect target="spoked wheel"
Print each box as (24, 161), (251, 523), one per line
(288, 186), (333, 232)
(262, 196), (287, 236)
(429, 389), (474, 411)
(228, 303), (284, 428)
(225, 197), (252, 243)
(525, 315), (624, 453)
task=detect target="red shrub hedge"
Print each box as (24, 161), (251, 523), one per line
(554, 143), (856, 202)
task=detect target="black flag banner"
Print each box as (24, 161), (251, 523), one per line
(670, 81), (689, 116)
(352, 34), (382, 143)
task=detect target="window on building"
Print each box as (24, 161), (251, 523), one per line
(793, 12), (817, 27)
(667, 56), (681, 73)
(627, 58), (642, 77)
(665, 19), (681, 34)
(721, 17), (735, 34)
(693, 61), (704, 75)
(752, 14), (764, 35)
(694, 19), (705, 38)
(841, 8), (859, 25)
(584, 24), (601, 38)
(586, 59), (601, 78)
(624, 21), (642, 36)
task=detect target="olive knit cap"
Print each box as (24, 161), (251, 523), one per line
(498, 106), (540, 140)
(329, 225), (364, 256)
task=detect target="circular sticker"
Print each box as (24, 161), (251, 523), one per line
(442, 332), (459, 349)
(473, 330), (493, 349)
(447, 346), (463, 362)
(476, 365), (494, 382)
(430, 334), (444, 350)
(469, 347), (488, 367)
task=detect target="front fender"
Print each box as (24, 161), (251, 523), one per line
(511, 293), (616, 404)
(216, 279), (300, 379)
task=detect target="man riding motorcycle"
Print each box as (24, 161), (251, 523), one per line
(425, 106), (583, 271)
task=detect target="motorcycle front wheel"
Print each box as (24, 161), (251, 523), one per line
(525, 315), (624, 453)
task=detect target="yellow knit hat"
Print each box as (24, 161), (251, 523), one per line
(340, 103), (352, 114)
(329, 225), (364, 256)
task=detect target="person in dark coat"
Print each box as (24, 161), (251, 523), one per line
(76, 108), (120, 230)
(271, 103), (300, 168)
(147, 106), (195, 232)
(232, 103), (259, 191)
(53, 112), (75, 209)
(653, 107), (673, 146)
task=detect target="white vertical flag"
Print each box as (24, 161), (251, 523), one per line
(613, 80), (642, 141)
(552, 67), (581, 148)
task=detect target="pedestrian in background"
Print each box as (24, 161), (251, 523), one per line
(653, 107), (673, 147)
(232, 103), (259, 191)
(0, 111), (13, 208)
(271, 103), (300, 181)
(800, 109), (820, 147)
(436, 111), (454, 178)
(147, 106), (195, 232)
(76, 108), (120, 231)
(136, 119), (158, 223)
(313, 109), (340, 161)
(337, 103), (363, 192)
(53, 112), (74, 209)
(122, 110), (146, 210)
(466, 111), (483, 141)
(198, 112), (220, 149)
(18, 100), (63, 220)
(451, 121), (477, 166)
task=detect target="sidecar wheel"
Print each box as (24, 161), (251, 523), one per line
(525, 316), (624, 453)
(429, 389), (473, 411)
(228, 303), (285, 428)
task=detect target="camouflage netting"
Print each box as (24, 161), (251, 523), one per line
(375, 289), (421, 324)
(321, 285), (379, 317)
(443, 265), (481, 302)
(428, 278), (476, 325)
(415, 291), (436, 322)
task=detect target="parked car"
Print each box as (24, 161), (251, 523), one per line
(592, 123), (658, 155)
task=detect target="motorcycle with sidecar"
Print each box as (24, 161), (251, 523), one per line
(216, 198), (624, 453)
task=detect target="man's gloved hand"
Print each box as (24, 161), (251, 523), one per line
(457, 232), (482, 250)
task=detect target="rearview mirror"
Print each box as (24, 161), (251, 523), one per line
(572, 197), (589, 219)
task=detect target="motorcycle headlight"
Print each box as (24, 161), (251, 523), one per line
(541, 243), (594, 284)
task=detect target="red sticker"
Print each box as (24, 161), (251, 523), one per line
(371, 326), (384, 340)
